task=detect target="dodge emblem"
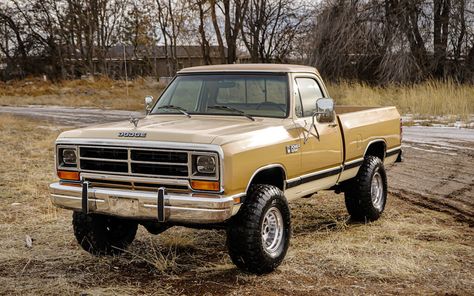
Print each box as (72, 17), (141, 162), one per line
(118, 132), (147, 138)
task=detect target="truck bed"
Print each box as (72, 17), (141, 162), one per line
(336, 106), (401, 163)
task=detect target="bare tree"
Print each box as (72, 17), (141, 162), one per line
(210, 0), (249, 64)
(308, 0), (383, 80)
(308, 0), (474, 83)
(0, 4), (31, 77)
(242, 0), (311, 62)
(195, 0), (212, 64)
(155, 0), (189, 75)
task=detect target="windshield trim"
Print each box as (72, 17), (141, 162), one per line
(177, 71), (289, 76)
(149, 73), (290, 119)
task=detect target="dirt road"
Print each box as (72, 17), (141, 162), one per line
(390, 126), (474, 226)
(0, 105), (141, 126)
(1, 105), (473, 225)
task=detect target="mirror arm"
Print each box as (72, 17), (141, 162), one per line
(303, 114), (320, 144)
(311, 112), (320, 141)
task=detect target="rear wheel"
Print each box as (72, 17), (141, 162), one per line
(72, 212), (138, 255)
(227, 184), (291, 274)
(344, 156), (387, 221)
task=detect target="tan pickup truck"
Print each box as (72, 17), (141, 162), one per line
(50, 64), (402, 274)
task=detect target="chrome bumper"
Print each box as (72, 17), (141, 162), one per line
(49, 182), (242, 224)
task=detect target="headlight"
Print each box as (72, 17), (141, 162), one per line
(191, 154), (218, 178)
(196, 155), (216, 174)
(58, 146), (78, 168)
(62, 149), (77, 164)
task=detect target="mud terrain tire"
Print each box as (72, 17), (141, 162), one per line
(72, 212), (138, 255)
(345, 156), (388, 221)
(227, 184), (291, 274)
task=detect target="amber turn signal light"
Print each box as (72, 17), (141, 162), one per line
(191, 180), (220, 191)
(57, 170), (80, 181)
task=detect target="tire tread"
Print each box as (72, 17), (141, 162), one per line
(227, 184), (291, 274)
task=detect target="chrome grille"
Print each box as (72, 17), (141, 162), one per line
(78, 146), (189, 178)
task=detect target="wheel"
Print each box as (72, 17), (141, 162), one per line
(72, 212), (138, 255)
(227, 184), (291, 274)
(344, 155), (387, 221)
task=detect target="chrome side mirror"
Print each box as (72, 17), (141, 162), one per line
(314, 98), (335, 123)
(145, 96), (153, 114)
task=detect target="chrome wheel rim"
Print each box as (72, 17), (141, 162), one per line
(371, 171), (384, 211)
(261, 206), (284, 258)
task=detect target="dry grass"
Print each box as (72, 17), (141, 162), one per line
(327, 80), (474, 119)
(0, 114), (473, 295)
(0, 77), (164, 111)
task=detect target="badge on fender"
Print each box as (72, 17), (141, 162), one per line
(286, 144), (300, 154)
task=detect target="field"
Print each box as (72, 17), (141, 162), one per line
(0, 78), (162, 111)
(0, 114), (473, 295)
(326, 80), (474, 120)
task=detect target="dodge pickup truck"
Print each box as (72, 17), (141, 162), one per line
(49, 64), (402, 274)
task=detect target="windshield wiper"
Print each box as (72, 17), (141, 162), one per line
(155, 105), (191, 118)
(208, 105), (255, 121)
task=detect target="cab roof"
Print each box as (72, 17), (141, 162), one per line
(177, 63), (319, 75)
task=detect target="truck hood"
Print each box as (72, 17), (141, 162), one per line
(57, 114), (289, 145)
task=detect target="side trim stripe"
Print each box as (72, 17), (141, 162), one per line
(343, 159), (364, 170)
(386, 148), (401, 157)
(285, 146), (402, 190)
(286, 166), (342, 189)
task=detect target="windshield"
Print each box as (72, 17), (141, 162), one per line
(151, 74), (289, 118)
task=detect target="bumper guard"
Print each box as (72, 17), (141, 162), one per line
(50, 182), (242, 224)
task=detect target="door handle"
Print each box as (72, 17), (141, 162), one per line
(328, 123), (338, 127)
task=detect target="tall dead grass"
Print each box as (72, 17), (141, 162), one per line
(0, 77), (164, 111)
(327, 80), (474, 118)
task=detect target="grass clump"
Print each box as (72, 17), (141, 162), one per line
(327, 80), (473, 118)
(0, 77), (164, 111)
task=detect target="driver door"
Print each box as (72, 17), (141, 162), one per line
(291, 76), (343, 196)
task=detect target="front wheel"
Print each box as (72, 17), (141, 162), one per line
(72, 212), (138, 256)
(344, 156), (388, 221)
(226, 184), (291, 274)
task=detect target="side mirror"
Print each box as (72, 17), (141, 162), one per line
(314, 98), (335, 123)
(144, 96), (153, 114)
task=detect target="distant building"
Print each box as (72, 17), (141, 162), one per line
(97, 45), (228, 78)
(0, 45), (229, 80)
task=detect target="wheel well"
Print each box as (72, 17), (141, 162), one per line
(365, 141), (386, 160)
(247, 166), (286, 193)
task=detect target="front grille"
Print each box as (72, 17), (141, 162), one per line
(78, 146), (189, 178)
(81, 159), (129, 173)
(131, 163), (188, 176)
(131, 150), (187, 163)
(80, 147), (128, 160)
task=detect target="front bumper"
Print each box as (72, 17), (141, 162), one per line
(49, 182), (242, 224)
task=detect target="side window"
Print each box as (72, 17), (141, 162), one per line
(295, 78), (324, 117)
(294, 82), (303, 117)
